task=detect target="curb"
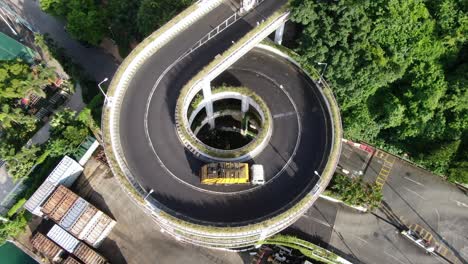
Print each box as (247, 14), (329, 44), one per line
(319, 194), (368, 213)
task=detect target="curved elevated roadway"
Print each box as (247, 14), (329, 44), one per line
(105, 0), (339, 248)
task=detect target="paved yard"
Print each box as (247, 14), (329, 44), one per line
(72, 158), (249, 264)
(336, 144), (468, 264)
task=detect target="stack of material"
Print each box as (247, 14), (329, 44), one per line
(200, 162), (249, 185)
(46, 225), (80, 253)
(46, 225), (109, 264)
(24, 156), (83, 216)
(73, 242), (108, 264)
(62, 256), (81, 264)
(41, 185), (117, 248)
(30, 232), (63, 260)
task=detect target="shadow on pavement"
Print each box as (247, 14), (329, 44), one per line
(386, 183), (467, 264)
(99, 238), (127, 264)
(284, 227), (365, 264)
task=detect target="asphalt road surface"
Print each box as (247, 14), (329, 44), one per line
(118, 0), (333, 225)
(293, 145), (468, 264)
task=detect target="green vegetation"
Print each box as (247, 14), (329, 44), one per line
(0, 211), (29, 245)
(0, 59), (57, 180)
(39, 0), (192, 55)
(290, 0), (467, 183)
(325, 174), (383, 210)
(260, 235), (340, 264)
(48, 108), (90, 158)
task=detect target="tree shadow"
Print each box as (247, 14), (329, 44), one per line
(386, 183), (468, 263)
(283, 227), (365, 264)
(98, 238), (127, 264)
(71, 169), (116, 219)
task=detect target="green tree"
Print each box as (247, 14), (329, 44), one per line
(137, 0), (192, 36)
(0, 211), (28, 245)
(50, 108), (77, 134)
(0, 105), (35, 130)
(4, 145), (40, 180)
(330, 174), (383, 210)
(290, 0), (468, 183)
(107, 0), (142, 55)
(0, 60), (53, 100)
(39, 0), (106, 45)
(47, 109), (89, 157)
(66, 8), (106, 45)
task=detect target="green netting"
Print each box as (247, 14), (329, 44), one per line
(0, 32), (36, 63)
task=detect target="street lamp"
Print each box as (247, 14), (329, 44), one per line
(316, 62), (328, 82)
(98, 78), (111, 106)
(144, 189), (154, 201)
(314, 170), (321, 178)
(108, 26), (116, 44)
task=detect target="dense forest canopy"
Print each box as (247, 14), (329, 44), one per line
(290, 0), (467, 183)
(39, 0), (193, 54)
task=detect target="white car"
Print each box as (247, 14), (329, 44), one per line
(251, 164), (265, 185)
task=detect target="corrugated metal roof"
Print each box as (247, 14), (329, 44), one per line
(78, 211), (102, 240)
(63, 256), (82, 264)
(48, 156), (83, 186)
(93, 220), (117, 248)
(73, 242), (107, 264)
(84, 214), (113, 246)
(47, 225), (80, 253)
(70, 206), (98, 238)
(24, 156), (83, 217)
(41, 185), (68, 215)
(30, 232), (63, 259)
(48, 189), (79, 222)
(60, 197), (89, 230)
(24, 180), (56, 216)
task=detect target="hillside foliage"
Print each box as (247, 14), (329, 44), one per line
(290, 0), (467, 183)
(39, 0), (193, 55)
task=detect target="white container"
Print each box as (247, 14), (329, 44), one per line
(47, 224), (80, 253)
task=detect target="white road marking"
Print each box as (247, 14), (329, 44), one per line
(435, 209), (440, 230)
(404, 187), (426, 200)
(384, 250), (407, 264)
(404, 176), (424, 186)
(273, 111), (296, 119)
(301, 214), (331, 227)
(451, 199), (468, 208)
(353, 235), (369, 245)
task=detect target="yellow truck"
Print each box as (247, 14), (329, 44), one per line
(200, 162), (265, 185)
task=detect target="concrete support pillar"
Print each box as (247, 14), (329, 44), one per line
(274, 22), (285, 45)
(202, 80), (215, 129)
(241, 95), (249, 113)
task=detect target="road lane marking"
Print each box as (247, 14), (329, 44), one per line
(301, 214), (331, 227)
(273, 111), (295, 119)
(352, 235), (369, 245)
(451, 199), (468, 208)
(403, 187), (426, 200)
(404, 176), (424, 186)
